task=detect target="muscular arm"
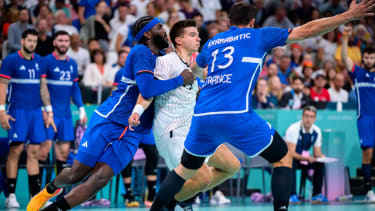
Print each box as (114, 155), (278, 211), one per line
(287, 0), (375, 43)
(40, 77), (52, 107)
(135, 73), (183, 99)
(341, 27), (354, 71)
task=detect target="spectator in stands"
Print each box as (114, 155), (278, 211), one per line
(310, 73), (330, 109)
(109, 3), (135, 41)
(328, 72), (349, 103)
(87, 38), (101, 56)
(30, 3), (50, 24)
(46, 11), (55, 36)
(78, 0), (110, 25)
(217, 19), (229, 33)
(111, 48), (130, 74)
(267, 63), (279, 78)
(163, 10), (181, 35)
(52, 0), (71, 20)
(80, 0), (111, 52)
(290, 43), (304, 69)
(146, 2), (157, 17)
(67, 33), (90, 80)
(179, 0), (200, 20)
(4, 0), (23, 24)
(7, 8), (33, 54)
(263, 6), (294, 29)
(269, 46), (285, 66)
(335, 24), (362, 70)
(252, 78), (276, 109)
(279, 76), (311, 109)
(191, 0), (222, 23)
(318, 30), (338, 62)
(35, 18), (54, 56)
(54, 10), (78, 35)
(319, 0), (346, 16)
(284, 106), (328, 204)
(83, 49), (116, 87)
(192, 12), (208, 50)
(131, 0), (150, 18)
(302, 61), (314, 89)
(290, 0), (316, 25)
(254, 0), (268, 28)
(278, 55), (292, 86)
(158, 0), (185, 23)
(153, 0), (166, 16)
(268, 76), (283, 106)
(326, 67), (336, 88)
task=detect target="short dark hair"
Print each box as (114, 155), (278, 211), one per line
(303, 105), (317, 115)
(53, 30), (70, 40)
(229, 2), (257, 26)
(21, 29), (38, 39)
(169, 19), (197, 48)
(363, 45), (375, 55)
(91, 49), (106, 64)
(292, 75), (304, 83)
(118, 2), (129, 8)
(132, 16), (154, 44)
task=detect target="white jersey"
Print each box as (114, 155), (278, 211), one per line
(153, 52), (199, 137)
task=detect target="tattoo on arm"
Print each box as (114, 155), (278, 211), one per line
(40, 78), (52, 106)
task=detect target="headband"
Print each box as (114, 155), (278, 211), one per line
(134, 18), (161, 42)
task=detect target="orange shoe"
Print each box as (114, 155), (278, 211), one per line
(27, 186), (63, 211)
(144, 200), (153, 208)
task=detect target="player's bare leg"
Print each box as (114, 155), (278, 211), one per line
(54, 141), (71, 173)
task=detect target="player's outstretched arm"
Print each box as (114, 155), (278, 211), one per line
(128, 94), (154, 130)
(341, 25), (354, 71)
(287, 0), (375, 43)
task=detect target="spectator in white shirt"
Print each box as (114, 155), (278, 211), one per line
(83, 49), (116, 87)
(109, 3), (136, 40)
(263, 6), (294, 29)
(328, 72), (349, 103)
(54, 10), (78, 35)
(67, 33), (90, 80)
(158, 0), (185, 23)
(191, 0), (222, 23)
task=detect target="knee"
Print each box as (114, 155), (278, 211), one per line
(273, 151), (292, 168)
(194, 166), (212, 189)
(228, 159), (241, 175)
(39, 151), (49, 161)
(27, 149), (40, 160)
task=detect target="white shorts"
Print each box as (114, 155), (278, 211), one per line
(153, 125), (189, 170)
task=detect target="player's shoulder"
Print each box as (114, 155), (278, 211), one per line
(132, 44), (151, 55)
(67, 56), (78, 65)
(4, 51), (21, 61)
(157, 52), (177, 62)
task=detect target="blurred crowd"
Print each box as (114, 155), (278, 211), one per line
(0, 0), (374, 108)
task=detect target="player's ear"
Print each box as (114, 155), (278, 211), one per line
(175, 36), (183, 46)
(144, 31), (152, 40)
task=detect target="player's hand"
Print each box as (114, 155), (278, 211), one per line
(80, 116), (88, 125)
(45, 113), (57, 132)
(347, 0), (375, 21)
(180, 69), (195, 85)
(128, 113), (141, 131)
(0, 112), (15, 130)
(343, 25), (353, 38)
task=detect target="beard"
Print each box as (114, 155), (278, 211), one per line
(23, 45), (34, 54)
(56, 46), (68, 55)
(153, 34), (169, 50)
(363, 62), (375, 70)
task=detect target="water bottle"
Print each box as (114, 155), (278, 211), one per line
(336, 101), (342, 112)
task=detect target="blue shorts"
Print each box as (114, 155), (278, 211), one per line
(46, 116), (74, 141)
(140, 131), (155, 145)
(8, 105), (46, 144)
(75, 112), (141, 175)
(184, 112), (275, 157)
(357, 115), (375, 148)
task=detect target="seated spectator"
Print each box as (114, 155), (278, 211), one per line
(279, 76), (311, 109)
(326, 67), (337, 89)
(191, 0), (222, 23)
(251, 78), (276, 109)
(193, 12), (208, 51)
(328, 72), (349, 103)
(268, 76), (283, 106)
(302, 61), (314, 89)
(35, 18), (54, 56)
(87, 38), (101, 56)
(112, 47), (130, 73)
(284, 106), (328, 204)
(54, 10), (78, 35)
(7, 8), (33, 54)
(310, 73), (330, 109)
(278, 55), (292, 86)
(52, 0), (71, 20)
(267, 63), (279, 78)
(319, 0), (346, 16)
(179, 0), (201, 19)
(109, 3), (136, 41)
(318, 30), (338, 61)
(83, 49), (116, 87)
(254, 0), (268, 27)
(267, 47), (286, 66)
(158, 0), (185, 23)
(146, 2), (156, 17)
(67, 33), (90, 80)
(262, 6), (294, 29)
(290, 43), (304, 69)
(78, 0), (110, 24)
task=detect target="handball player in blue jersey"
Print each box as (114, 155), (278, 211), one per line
(38, 30), (87, 180)
(150, 1), (375, 211)
(341, 25), (375, 202)
(0, 29), (56, 208)
(27, 16), (195, 211)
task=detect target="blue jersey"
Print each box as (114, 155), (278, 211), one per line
(96, 45), (157, 133)
(42, 53), (83, 117)
(113, 68), (123, 85)
(0, 51), (45, 109)
(195, 26), (290, 116)
(349, 65), (375, 117)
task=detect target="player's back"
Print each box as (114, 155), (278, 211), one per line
(194, 26), (290, 116)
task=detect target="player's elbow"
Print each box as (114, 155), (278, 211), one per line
(138, 88), (153, 99)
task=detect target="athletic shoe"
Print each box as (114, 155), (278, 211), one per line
(365, 190), (375, 203)
(27, 186), (63, 211)
(5, 193), (20, 208)
(289, 194), (301, 204)
(214, 190), (231, 205)
(125, 198), (140, 207)
(144, 200), (153, 208)
(311, 194), (329, 204)
(175, 204), (193, 211)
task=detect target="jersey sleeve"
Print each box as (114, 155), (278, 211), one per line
(259, 27), (291, 52)
(284, 123), (299, 145)
(196, 44), (209, 68)
(0, 56), (14, 79)
(154, 57), (170, 80)
(133, 47), (156, 76)
(348, 64), (362, 81)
